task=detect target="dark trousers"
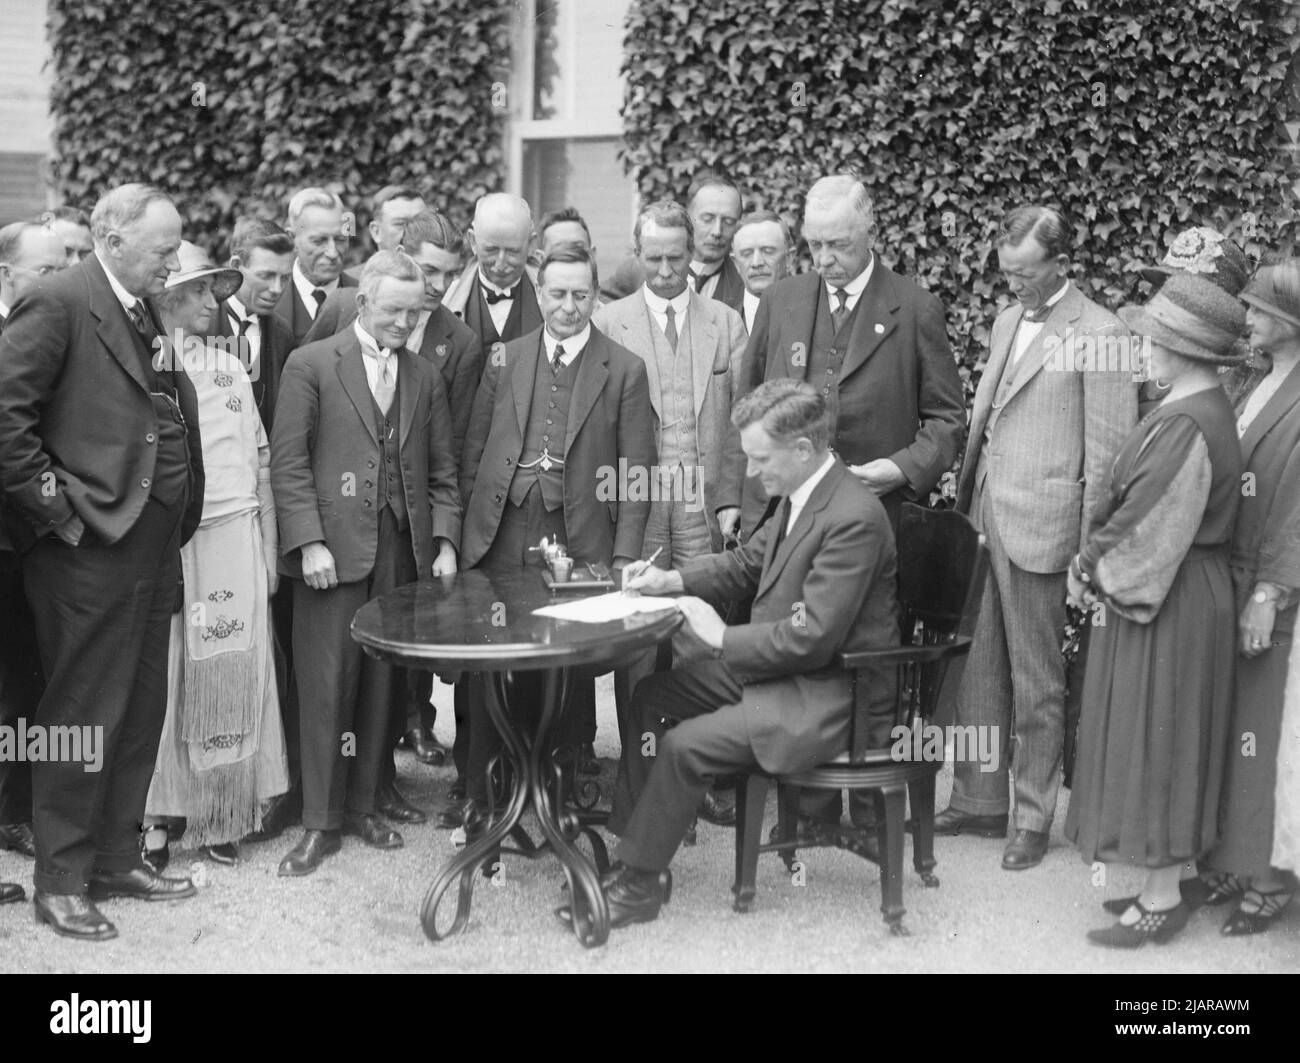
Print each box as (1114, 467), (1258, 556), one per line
(379, 668), (434, 794)
(0, 553), (41, 824)
(293, 509), (415, 830)
(23, 498), (183, 894)
(270, 581), (300, 790)
(611, 660), (751, 872)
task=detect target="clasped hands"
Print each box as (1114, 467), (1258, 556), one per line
(622, 559), (725, 650)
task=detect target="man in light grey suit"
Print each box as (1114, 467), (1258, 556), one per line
(936, 205), (1136, 870)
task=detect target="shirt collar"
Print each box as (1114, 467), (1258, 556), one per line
(543, 323), (590, 363)
(96, 251), (140, 311)
(1042, 280), (1069, 310)
(293, 261), (337, 305)
(0, 299), (9, 319)
(689, 259), (723, 280)
(478, 270), (518, 298)
(227, 294), (255, 324)
(642, 285), (690, 316)
(354, 320), (398, 359)
(824, 253), (874, 300)
(787, 453), (837, 514)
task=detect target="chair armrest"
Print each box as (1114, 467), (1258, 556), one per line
(836, 636), (973, 670)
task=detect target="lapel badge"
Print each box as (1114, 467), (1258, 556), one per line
(874, 322), (885, 334)
(435, 343), (449, 358)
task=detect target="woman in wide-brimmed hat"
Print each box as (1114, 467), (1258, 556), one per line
(1201, 259), (1300, 934)
(1064, 271), (1245, 947)
(143, 242), (288, 867)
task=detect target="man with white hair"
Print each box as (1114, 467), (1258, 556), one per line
(271, 250), (462, 876)
(443, 192), (541, 350)
(0, 183), (206, 940)
(274, 186), (355, 343)
(742, 172), (965, 832)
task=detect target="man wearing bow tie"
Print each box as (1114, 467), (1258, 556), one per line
(271, 250), (462, 876)
(935, 205), (1135, 871)
(685, 174), (747, 314)
(274, 187), (356, 345)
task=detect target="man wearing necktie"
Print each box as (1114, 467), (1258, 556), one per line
(938, 205), (1136, 871)
(580, 379), (898, 930)
(273, 187), (357, 345)
(731, 210), (795, 333)
(685, 174), (747, 313)
(0, 184), (206, 940)
(456, 246), (654, 833)
(270, 250), (462, 876)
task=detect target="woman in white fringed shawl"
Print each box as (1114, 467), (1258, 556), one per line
(143, 242), (287, 866)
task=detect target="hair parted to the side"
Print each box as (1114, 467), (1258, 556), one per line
(633, 200), (694, 252)
(0, 221), (51, 265)
(997, 204), (1072, 258)
(358, 249), (424, 300)
(229, 217), (294, 261)
(732, 378), (830, 450)
(734, 209), (795, 248)
(537, 244), (599, 289)
(401, 210), (465, 256)
(539, 206), (591, 243)
(370, 184), (424, 220)
(90, 183), (173, 243)
(286, 187), (345, 228)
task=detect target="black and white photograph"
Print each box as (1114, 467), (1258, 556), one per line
(0, 0), (1297, 997)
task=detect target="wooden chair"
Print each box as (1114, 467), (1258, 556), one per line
(730, 503), (989, 936)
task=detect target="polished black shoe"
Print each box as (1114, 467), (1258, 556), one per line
(203, 842), (239, 866)
(89, 865), (197, 902)
(1001, 829), (1049, 870)
(1, 882), (24, 905)
(554, 865), (672, 930)
(0, 822), (35, 858)
(435, 798), (481, 830)
(378, 783), (427, 824)
(343, 813), (403, 850)
(1221, 888), (1293, 936)
(1103, 877), (1211, 915)
(403, 728), (448, 767)
(1087, 900), (1189, 948)
(933, 806), (1008, 838)
(277, 829), (342, 877)
(245, 788), (302, 843)
(577, 741), (601, 777)
(33, 891), (117, 941)
(698, 790), (737, 827)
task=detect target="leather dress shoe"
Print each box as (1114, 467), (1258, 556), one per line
(0, 822), (35, 858)
(577, 741), (601, 777)
(203, 842), (239, 866)
(1087, 900), (1189, 948)
(933, 806), (1008, 838)
(245, 788), (301, 843)
(698, 791), (737, 827)
(89, 865), (197, 902)
(403, 728), (448, 767)
(378, 783), (427, 824)
(554, 865), (672, 930)
(435, 798), (482, 830)
(1, 881), (24, 905)
(343, 813), (403, 850)
(277, 829), (342, 877)
(1001, 829), (1049, 870)
(33, 891), (117, 941)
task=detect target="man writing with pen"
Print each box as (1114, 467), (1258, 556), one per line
(568, 379), (900, 931)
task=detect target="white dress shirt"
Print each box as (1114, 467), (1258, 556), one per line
(742, 289), (761, 333)
(479, 271), (518, 336)
(642, 286), (690, 342)
(689, 259), (723, 299)
(293, 261), (338, 319)
(98, 251), (139, 313)
(405, 308), (432, 354)
(542, 324), (589, 367)
(0, 299), (10, 320)
(823, 254), (875, 316)
(226, 294), (261, 376)
(1012, 281), (1069, 363)
(785, 453), (837, 534)
(355, 321), (400, 396)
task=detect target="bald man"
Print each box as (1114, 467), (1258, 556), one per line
(443, 193), (542, 351)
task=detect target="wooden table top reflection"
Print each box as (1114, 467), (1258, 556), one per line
(351, 566), (683, 673)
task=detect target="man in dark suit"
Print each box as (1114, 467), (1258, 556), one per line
(443, 193), (542, 352)
(454, 246), (655, 830)
(686, 174), (746, 313)
(303, 209), (485, 798)
(0, 184), (205, 940)
(271, 250), (462, 876)
(731, 210), (795, 333)
(574, 379), (898, 928)
(0, 221), (68, 879)
(742, 173), (964, 831)
(273, 187), (356, 344)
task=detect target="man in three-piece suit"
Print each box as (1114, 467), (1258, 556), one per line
(582, 379), (899, 929)
(270, 250), (462, 876)
(0, 221), (68, 900)
(455, 246), (655, 829)
(0, 184), (206, 940)
(936, 205), (1136, 871)
(686, 174), (747, 313)
(303, 209), (485, 804)
(274, 187), (357, 345)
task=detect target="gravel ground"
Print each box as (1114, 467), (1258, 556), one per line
(2, 677), (1297, 973)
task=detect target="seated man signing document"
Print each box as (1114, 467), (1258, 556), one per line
(574, 378), (899, 930)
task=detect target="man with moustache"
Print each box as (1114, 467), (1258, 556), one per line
(274, 187), (355, 344)
(271, 250), (461, 876)
(0, 221), (69, 867)
(686, 174), (746, 313)
(303, 209), (485, 785)
(731, 210), (795, 332)
(455, 246), (654, 834)
(0, 184), (205, 940)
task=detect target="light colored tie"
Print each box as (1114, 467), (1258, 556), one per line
(373, 351), (396, 414)
(663, 305), (679, 352)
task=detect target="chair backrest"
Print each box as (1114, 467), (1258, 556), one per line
(847, 503), (989, 760)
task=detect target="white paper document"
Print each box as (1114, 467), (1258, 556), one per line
(532, 592), (681, 623)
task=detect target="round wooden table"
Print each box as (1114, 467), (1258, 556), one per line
(351, 567), (681, 947)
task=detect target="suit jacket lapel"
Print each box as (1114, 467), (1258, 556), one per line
(839, 262), (898, 381)
(87, 255), (150, 394)
(397, 349), (421, 448)
(686, 290), (717, 418)
(755, 462), (844, 599)
(519, 276), (542, 335)
(967, 311), (1017, 450)
(335, 333), (379, 442)
(1001, 284), (1083, 407)
(1240, 361), (1300, 463)
(621, 298), (663, 421)
(512, 333), (541, 436)
(566, 330), (610, 449)
(783, 274), (820, 381)
(419, 306), (454, 363)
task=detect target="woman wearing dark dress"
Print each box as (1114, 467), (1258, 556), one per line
(1064, 272), (1245, 948)
(1203, 260), (1300, 934)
